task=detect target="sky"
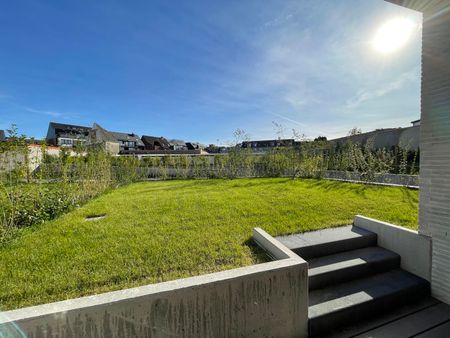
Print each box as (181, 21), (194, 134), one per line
(0, 0), (422, 145)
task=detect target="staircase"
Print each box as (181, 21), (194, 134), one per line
(276, 225), (430, 337)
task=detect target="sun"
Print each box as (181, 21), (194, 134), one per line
(372, 17), (416, 54)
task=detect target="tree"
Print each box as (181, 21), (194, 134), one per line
(348, 127), (362, 136)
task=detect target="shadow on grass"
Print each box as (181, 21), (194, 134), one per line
(400, 187), (419, 209)
(138, 177), (292, 193)
(229, 178), (291, 188)
(243, 238), (272, 264)
(137, 179), (223, 193)
(306, 178), (369, 197)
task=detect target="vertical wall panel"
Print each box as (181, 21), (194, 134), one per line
(419, 4), (450, 303)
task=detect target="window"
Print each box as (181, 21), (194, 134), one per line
(58, 138), (74, 146)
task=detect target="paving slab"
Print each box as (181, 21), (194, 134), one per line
(276, 225), (377, 259)
(328, 297), (440, 338)
(353, 302), (450, 338)
(309, 246), (400, 290)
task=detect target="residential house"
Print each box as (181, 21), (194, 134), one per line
(241, 139), (296, 153)
(109, 131), (145, 153)
(170, 140), (188, 151)
(46, 122), (91, 148)
(90, 123), (144, 154)
(186, 142), (200, 150)
(141, 135), (171, 151)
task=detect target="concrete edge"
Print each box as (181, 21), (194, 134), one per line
(253, 227), (306, 261)
(1, 228), (308, 329)
(354, 215), (432, 281)
(324, 177), (419, 190)
(1, 259), (301, 324)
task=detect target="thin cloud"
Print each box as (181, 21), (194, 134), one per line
(269, 112), (327, 136)
(345, 69), (419, 109)
(262, 11), (297, 29)
(24, 107), (77, 119)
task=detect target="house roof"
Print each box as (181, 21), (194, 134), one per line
(109, 131), (144, 146)
(91, 123), (117, 143)
(90, 123), (144, 146)
(49, 122), (91, 132)
(169, 139), (187, 146)
(141, 135), (171, 148)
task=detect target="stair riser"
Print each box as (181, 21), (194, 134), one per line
(294, 235), (377, 260)
(309, 257), (400, 290)
(309, 284), (430, 337)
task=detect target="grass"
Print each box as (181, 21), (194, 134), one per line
(0, 178), (418, 310)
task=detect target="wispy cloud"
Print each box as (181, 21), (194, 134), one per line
(345, 68), (419, 109)
(23, 106), (77, 119)
(270, 112), (308, 128)
(269, 112), (328, 136)
(261, 10), (298, 29)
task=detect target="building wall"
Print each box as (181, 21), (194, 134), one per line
(329, 126), (420, 150)
(418, 3), (450, 304)
(0, 145), (62, 173)
(104, 141), (120, 155)
(399, 125), (420, 149)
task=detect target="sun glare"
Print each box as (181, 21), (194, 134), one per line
(372, 17), (416, 54)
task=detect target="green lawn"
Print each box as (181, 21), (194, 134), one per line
(0, 178), (418, 310)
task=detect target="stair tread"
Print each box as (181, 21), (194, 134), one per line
(276, 225), (374, 250)
(309, 246), (400, 277)
(309, 269), (429, 319)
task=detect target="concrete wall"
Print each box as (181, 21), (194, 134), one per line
(323, 171), (419, 187)
(329, 126), (420, 150)
(0, 145), (62, 174)
(354, 215), (431, 281)
(0, 228), (308, 338)
(104, 141), (120, 155)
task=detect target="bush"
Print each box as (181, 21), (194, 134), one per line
(2, 185), (78, 228)
(0, 133), (146, 242)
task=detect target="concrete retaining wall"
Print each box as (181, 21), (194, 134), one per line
(0, 228), (308, 338)
(354, 215), (431, 281)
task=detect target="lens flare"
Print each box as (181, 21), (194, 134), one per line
(372, 17), (416, 54)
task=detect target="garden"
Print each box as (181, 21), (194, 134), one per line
(0, 127), (419, 310)
(0, 178), (418, 310)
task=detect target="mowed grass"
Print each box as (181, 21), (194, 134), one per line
(0, 178), (418, 310)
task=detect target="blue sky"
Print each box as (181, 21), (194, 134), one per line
(0, 0), (422, 144)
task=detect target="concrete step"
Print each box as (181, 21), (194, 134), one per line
(308, 269), (430, 337)
(276, 225), (377, 259)
(308, 246), (400, 290)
